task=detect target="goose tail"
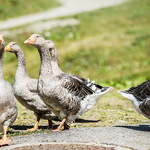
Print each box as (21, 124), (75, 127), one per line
(67, 86), (113, 122)
(118, 90), (132, 100)
(118, 90), (138, 103)
(86, 86), (113, 110)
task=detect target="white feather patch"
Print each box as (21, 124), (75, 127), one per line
(66, 87), (113, 123)
(118, 91), (142, 114)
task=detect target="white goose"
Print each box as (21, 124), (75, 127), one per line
(118, 80), (150, 119)
(0, 34), (18, 146)
(24, 34), (113, 131)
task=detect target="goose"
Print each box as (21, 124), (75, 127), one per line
(24, 34), (113, 131)
(46, 40), (87, 81)
(46, 40), (113, 111)
(0, 34), (18, 146)
(118, 80), (150, 119)
(4, 42), (56, 132)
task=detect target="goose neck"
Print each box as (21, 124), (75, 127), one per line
(0, 46), (4, 80)
(15, 50), (28, 78)
(38, 44), (53, 77)
(50, 46), (63, 75)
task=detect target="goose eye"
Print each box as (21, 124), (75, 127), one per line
(12, 43), (15, 46)
(36, 36), (39, 38)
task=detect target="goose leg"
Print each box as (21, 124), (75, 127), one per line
(52, 118), (67, 132)
(63, 122), (70, 130)
(0, 126), (11, 146)
(26, 115), (41, 132)
(47, 120), (54, 129)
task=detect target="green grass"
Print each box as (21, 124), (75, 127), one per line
(1, 0), (150, 137)
(0, 0), (60, 21)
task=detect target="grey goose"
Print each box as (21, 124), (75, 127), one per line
(0, 34), (18, 146)
(46, 40), (113, 111)
(5, 42), (56, 132)
(118, 80), (150, 119)
(24, 34), (113, 131)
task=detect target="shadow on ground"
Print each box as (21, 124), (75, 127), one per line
(115, 124), (150, 132)
(10, 125), (49, 131)
(10, 118), (100, 131)
(75, 118), (100, 123)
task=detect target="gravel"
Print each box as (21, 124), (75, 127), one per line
(1, 125), (150, 150)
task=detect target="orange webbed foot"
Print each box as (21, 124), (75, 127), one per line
(0, 137), (11, 146)
(52, 128), (61, 132)
(24, 127), (38, 132)
(24, 119), (39, 132)
(52, 118), (67, 132)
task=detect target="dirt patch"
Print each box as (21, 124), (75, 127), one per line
(11, 143), (116, 150)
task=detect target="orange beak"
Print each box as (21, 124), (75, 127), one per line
(24, 36), (35, 44)
(4, 45), (11, 52)
(0, 35), (3, 44)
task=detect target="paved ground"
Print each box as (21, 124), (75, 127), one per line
(0, 0), (126, 30)
(1, 125), (150, 150)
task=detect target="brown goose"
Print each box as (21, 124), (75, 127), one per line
(118, 80), (150, 119)
(46, 40), (113, 111)
(0, 34), (18, 146)
(24, 34), (113, 131)
(5, 42), (56, 132)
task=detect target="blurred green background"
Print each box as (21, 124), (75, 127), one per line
(0, 0), (60, 20)
(0, 0), (150, 133)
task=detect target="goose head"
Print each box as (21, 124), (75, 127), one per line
(0, 34), (5, 49)
(5, 42), (21, 54)
(24, 34), (46, 49)
(46, 40), (58, 60)
(46, 40), (55, 50)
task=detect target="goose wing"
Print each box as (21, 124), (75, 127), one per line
(58, 75), (94, 99)
(139, 99), (150, 116)
(69, 74), (86, 82)
(63, 73), (86, 82)
(126, 80), (150, 101)
(63, 73), (103, 90)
